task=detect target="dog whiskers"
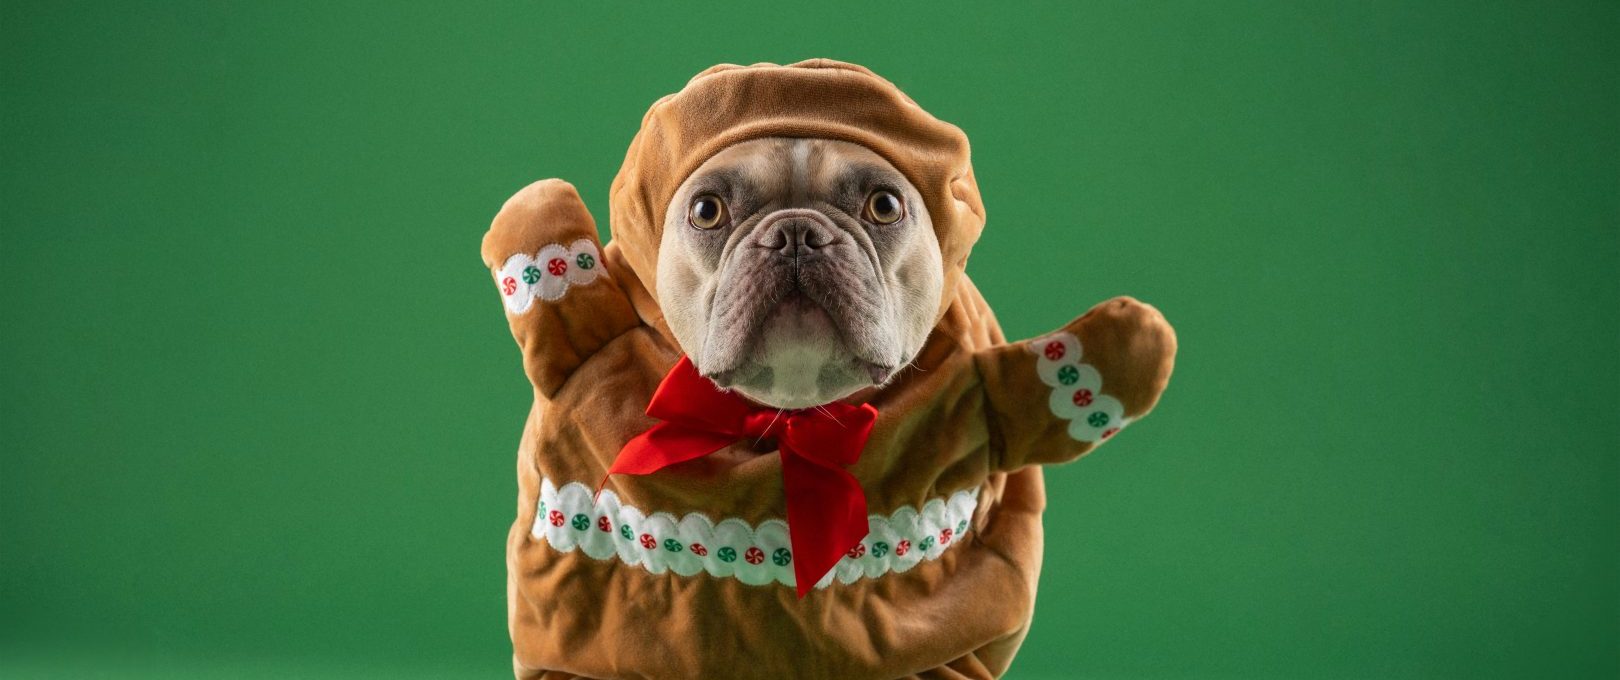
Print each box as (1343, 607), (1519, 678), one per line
(755, 408), (787, 447)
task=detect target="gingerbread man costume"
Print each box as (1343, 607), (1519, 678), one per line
(481, 60), (1177, 679)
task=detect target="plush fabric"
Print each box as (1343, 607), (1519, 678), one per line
(481, 59), (1177, 679)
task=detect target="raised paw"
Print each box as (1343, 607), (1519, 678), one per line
(481, 179), (639, 396)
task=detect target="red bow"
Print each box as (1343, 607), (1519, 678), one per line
(604, 356), (878, 598)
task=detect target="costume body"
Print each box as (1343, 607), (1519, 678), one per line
(483, 61), (1176, 679)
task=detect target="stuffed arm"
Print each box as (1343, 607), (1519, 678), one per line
(481, 179), (639, 398)
(975, 296), (1177, 471)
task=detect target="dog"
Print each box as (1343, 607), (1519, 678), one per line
(482, 60), (1176, 679)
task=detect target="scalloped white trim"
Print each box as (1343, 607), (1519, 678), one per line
(495, 239), (604, 314)
(531, 479), (979, 590)
(1028, 332), (1130, 443)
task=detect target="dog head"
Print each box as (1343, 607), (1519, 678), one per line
(608, 60), (985, 407)
(656, 137), (943, 408)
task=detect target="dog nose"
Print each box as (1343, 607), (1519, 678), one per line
(759, 217), (835, 258)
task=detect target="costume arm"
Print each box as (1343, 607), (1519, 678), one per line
(481, 179), (639, 397)
(975, 296), (1177, 470)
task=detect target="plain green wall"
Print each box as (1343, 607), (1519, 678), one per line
(3, 1), (1616, 677)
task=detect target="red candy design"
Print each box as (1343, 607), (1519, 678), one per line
(895, 540), (911, 557)
(1043, 340), (1066, 360)
(1072, 388), (1094, 407)
(546, 258), (568, 276)
(1101, 427), (1119, 440)
(847, 543), (866, 559)
(500, 277), (517, 296)
(940, 528), (953, 545)
(639, 534), (656, 549)
(690, 543), (708, 556)
(547, 510), (564, 527)
(744, 547), (765, 565)
(596, 516), (611, 532)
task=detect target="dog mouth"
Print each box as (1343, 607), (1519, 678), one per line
(699, 277), (898, 407)
(703, 289), (894, 385)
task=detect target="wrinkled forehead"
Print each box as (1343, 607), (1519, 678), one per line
(674, 137), (914, 202)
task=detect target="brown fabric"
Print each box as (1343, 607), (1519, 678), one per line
(481, 60), (1177, 679)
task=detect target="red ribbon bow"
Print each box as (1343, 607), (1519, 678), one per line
(604, 356), (878, 598)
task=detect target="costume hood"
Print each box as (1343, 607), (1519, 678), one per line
(607, 59), (985, 317)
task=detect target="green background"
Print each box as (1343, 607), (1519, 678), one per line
(3, 1), (1616, 677)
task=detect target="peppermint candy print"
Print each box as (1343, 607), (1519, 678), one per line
(1042, 339), (1068, 361)
(744, 547), (766, 565)
(1028, 331), (1131, 443)
(495, 238), (606, 313)
(532, 478), (979, 590)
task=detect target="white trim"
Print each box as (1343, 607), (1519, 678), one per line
(531, 479), (979, 590)
(1028, 332), (1129, 442)
(496, 239), (604, 313)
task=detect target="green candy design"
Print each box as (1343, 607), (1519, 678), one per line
(521, 265), (542, 285)
(717, 546), (738, 563)
(1057, 365), (1080, 385)
(1087, 411), (1110, 428)
(956, 520), (968, 534)
(871, 541), (890, 558)
(619, 524), (633, 540)
(920, 536), (936, 552)
(575, 253), (596, 270)
(663, 538), (682, 553)
(570, 514), (589, 531)
(771, 548), (792, 566)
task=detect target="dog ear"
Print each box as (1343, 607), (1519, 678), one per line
(974, 296), (1177, 470)
(482, 179), (640, 397)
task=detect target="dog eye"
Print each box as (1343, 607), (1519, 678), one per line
(688, 194), (728, 230)
(863, 190), (905, 225)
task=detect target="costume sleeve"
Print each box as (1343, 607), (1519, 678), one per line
(975, 296), (1177, 471)
(481, 179), (640, 398)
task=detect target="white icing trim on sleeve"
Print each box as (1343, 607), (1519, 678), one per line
(495, 239), (604, 313)
(1029, 332), (1129, 443)
(531, 478), (979, 591)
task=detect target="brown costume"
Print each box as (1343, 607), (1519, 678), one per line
(481, 60), (1176, 679)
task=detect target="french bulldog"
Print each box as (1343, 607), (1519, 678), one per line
(656, 137), (942, 408)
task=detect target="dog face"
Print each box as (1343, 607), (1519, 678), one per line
(656, 137), (944, 409)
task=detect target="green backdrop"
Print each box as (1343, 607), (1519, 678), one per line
(3, 1), (1616, 678)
